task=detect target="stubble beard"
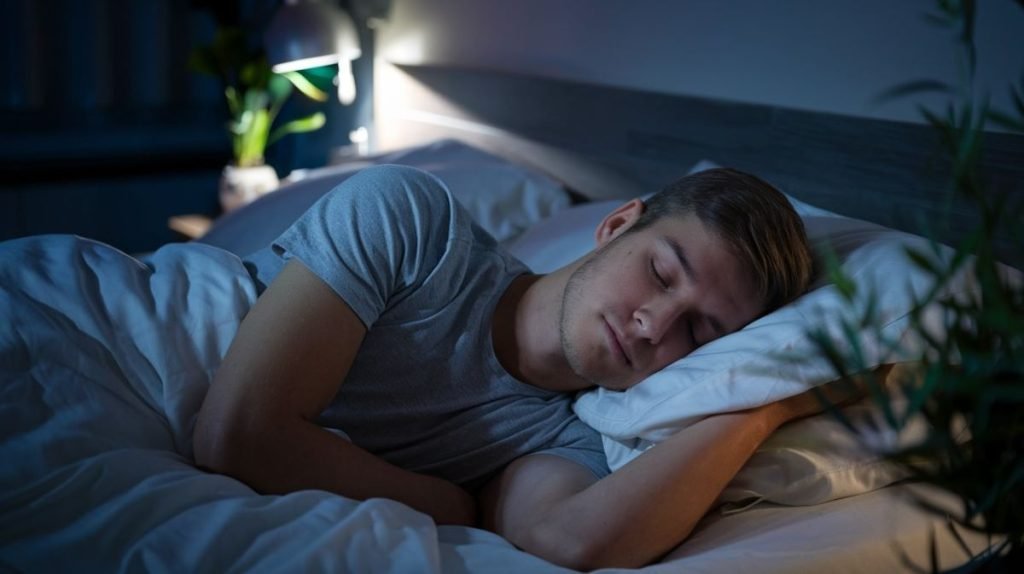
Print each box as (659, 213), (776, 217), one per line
(559, 252), (604, 387)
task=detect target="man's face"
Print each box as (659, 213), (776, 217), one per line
(559, 212), (763, 390)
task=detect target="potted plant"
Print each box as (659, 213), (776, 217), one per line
(801, 1), (1023, 571)
(190, 26), (328, 211)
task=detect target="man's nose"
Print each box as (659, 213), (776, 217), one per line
(634, 298), (684, 346)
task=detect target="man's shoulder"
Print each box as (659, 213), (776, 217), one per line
(292, 165), (451, 245)
(339, 165), (455, 215)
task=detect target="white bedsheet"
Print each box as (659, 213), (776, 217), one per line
(0, 235), (988, 573)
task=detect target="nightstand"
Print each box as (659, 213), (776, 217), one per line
(168, 214), (213, 239)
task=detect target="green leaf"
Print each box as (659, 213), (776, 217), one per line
(242, 88), (270, 114)
(1012, 79), (1024, 118)
(905, 246), (941, 276)
(960, 0), (977, 79)
(944, 516), (974, 558)
(821, 248), (857, 301)
(805, 327), (854, 381)
(267, 74), (294, 108)
(873, 80), (952, 105)
(236, 108), (271, 167)
(923, 11), (955, 28)
(209, 28), (249, 83)
(187, 46), (220, 77)
(904, 365), (942, 425)
(988, 109), (1024, 133)
(929, 527), (939, 574)
(858, 288), (878, 330)
(958, 101), (986, 168)
(230, 109), (254, 135)
(839, 320), (867, 370)
(919, 105), (956, 152)
(267, 112), (326, 146)
(283, 71), (329, 102)
(224, 86), (241, 118)
(240, 58), (271, 91)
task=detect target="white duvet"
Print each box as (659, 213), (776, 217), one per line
(0, 235), (575, 573)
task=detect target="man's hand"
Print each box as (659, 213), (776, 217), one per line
(764, 364), (894, 428)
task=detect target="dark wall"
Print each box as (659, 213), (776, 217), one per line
(0, 0), (372, 254)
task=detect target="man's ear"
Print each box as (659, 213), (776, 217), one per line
(595, 199), (645, 247)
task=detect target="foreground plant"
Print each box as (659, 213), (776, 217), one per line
(801, 1), (1024, 571)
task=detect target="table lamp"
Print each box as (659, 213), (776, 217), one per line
(265, 0), (361, 104)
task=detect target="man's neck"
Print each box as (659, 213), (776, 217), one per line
(491, 266), (593, 393)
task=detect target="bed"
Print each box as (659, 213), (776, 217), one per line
(3, 64), (1023, 573)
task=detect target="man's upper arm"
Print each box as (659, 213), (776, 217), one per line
(194, 259), (367, 465)
(479, 454), (600, 564)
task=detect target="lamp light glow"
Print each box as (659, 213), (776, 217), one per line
(271, 54), (340, 74)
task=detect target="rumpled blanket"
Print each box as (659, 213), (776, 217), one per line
(0, 235), (506, 573)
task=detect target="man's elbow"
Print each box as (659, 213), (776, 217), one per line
(513, 519), (650, 571)
(192, 408), (248, 476)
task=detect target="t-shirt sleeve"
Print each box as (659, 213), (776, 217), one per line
(535, 419), (611, 481)
(271, 164), (464, 328)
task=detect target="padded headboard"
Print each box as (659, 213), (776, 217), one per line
(375, 63), (1024, 267)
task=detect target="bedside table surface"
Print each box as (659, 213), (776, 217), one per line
(168, 214), (213, 239)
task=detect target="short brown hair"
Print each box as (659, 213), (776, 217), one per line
(627, 168), (812, 314)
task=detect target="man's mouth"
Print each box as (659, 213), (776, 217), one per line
(604, 318), (632, 367)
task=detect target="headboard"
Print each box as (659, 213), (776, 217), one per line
(375, 63), (1024, 267)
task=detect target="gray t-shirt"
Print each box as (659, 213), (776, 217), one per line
(244, 165), (608, 489)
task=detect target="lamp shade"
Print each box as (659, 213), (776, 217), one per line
(265, 0), (361, 74)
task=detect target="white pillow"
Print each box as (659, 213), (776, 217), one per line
(718, 376), (925, 510)
(199, 139), (571, 256)
(505, 200), (621, 273)
(372, 140), (572, 242)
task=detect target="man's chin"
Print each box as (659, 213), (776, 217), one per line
(590, 376), (636, 392)
(562, 345), (635, 391)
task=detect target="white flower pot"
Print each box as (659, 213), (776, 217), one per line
(219, 164), (280, 212)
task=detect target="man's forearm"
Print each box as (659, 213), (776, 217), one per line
(527, 407), (782, 569)
(195, 415), (475, 526)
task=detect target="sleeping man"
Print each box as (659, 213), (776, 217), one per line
(194, 164), (831, 569)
